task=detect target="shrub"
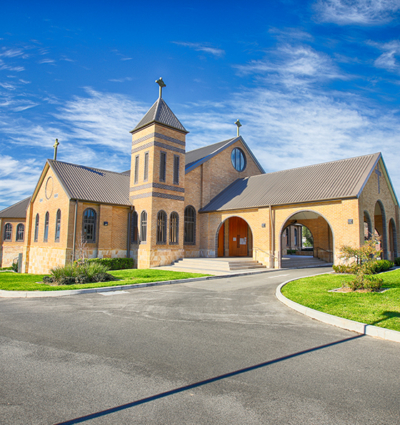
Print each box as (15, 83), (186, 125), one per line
(42, 276), (54, 284)
(48, 262), (112, 285)
(11, 260), (18, 272)
(75, 274), (90, 284)
(394, 257), (400, 266)
(59, 276), (76, 285)
(75, 258), (134, 270)
(287, 249), (297, 255)
(92, 272), (116, 282)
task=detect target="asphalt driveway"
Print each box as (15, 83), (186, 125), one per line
(0, 267), (399, 424)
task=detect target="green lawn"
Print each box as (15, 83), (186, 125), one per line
(0, 269), (211, 292)
(281, 270), (400, 332)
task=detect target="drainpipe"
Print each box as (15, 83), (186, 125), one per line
(95, 204), (100, 258)
(72, 200), (78, 262)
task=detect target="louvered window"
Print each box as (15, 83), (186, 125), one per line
(173, 155), (179, 185)
(134, 155), (139, 184)
(159, 152), (166, 182)
(141, 211), (147, 243)
(144, 152), (149, 182)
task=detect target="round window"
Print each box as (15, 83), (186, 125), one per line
(231, 148), (246, 172)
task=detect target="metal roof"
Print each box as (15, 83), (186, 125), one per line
(132, 97), (188, 134)
(0, 197), (31, 219)
(48, 160), (131, 206)
(200, 153), (382, 212)
(185, 136), (265, 174)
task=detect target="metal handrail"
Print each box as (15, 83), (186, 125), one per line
(254, 247), (277, 259)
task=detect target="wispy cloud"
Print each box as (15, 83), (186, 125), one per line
(314, 0), (400, 25)
(173, 42), (225, 57)
(372, 40), (400, 72)
(235, 45), (344, 87)
(38, 58), (56, 64)
(109, 77), (132, 83)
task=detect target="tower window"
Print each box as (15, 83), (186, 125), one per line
(144, 152), (149, 182)
(173, 155), (179, 185)
(141, 211), (147, 243)
(159, 152), (166, 182)
(134, 155), (139, 184)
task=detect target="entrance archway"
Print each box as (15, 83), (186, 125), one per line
(364, 210), (372, 241)
(279, 210), (334, 265)
(216, 216), (253, 257)
(374, 201), (387, 259)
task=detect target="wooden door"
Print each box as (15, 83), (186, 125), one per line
(229, 217), (248, 257)
(218, 223), (225, 257)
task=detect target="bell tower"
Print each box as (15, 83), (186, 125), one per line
(129, 78), (188, 268)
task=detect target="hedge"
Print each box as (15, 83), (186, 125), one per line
(75, 258), (135, 270)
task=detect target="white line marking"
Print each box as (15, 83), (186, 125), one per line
(99, 291), (128, 296)
(268, 274), (289, 279)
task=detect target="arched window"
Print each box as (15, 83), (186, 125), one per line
(4, 223), (12, 241)
(34, 214), (39, 242)
(184, 206), (196, 244)
(83, 208), (96, 243)
(16, 224), (24, 242)
(55, 209), (61, 242)
(170, 212), (179, 244)
(141, 211), (147, 243)
(294, 228), (298, 246)
(44, 212), (49, 242)
(157, 210), (167, 244)
(131, 211), (138, 243)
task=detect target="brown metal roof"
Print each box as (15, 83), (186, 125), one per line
(132, 97), (188, 134)
(0, 196), (30, 219)
(48, 160), (131, 206)
(200, 153), (381, 212)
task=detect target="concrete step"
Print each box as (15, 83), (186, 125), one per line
(172, 257), (266, 271)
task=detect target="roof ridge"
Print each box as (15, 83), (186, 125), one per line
(248, 152), (380, 179)
(48, 159), (129, 176)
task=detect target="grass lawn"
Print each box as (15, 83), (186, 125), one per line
(281, 269), (400, 332)
(0, 269), (211, 292)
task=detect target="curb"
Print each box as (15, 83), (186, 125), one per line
(0, 268), (279, 298)
(276, 276), (400, 344)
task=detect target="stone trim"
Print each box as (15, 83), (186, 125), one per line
(131, 141), (185, 155)
(131, 192), (185, 201)
(130, 183), (185, 193)
(132, 132), (186, 147)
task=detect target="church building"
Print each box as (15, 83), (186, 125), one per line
(0, 79), (398, 274)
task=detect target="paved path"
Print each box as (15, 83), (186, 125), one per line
(1, 267), (399, 424)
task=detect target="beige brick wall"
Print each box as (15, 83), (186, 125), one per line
(0, 217), (26, 267)
(359, 158), (399, 260)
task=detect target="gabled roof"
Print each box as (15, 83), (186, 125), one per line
(131, 97), (188, 134)
(200, 152), (385, 212)
(185, 136), (265, 174)
(0, 196), (30, 219)
(48, 160), (131, 206)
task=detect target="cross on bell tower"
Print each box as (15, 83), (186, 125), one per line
(375, 163), (382, 194)
(155, 77), (166, 98)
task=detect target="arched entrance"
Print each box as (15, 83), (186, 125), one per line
(374, 201), (387, 259)
(217, 216), (253, 257)
(279, 210), (334, 266)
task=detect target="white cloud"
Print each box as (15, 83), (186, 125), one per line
(38, 58), (55, 64)
(235, 45), (344, 88)
(109, 77), (132, 83)
(173, 42), (225, 57)
(372, 40), (400, 71)
(315, 0), (400, 25)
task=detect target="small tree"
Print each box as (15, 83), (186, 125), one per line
(302, 226), (313, 247)
(339, 238), (383, 291)
(75, 236), (88, 265)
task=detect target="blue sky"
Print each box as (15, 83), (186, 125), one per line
(1, 0), (400, 210)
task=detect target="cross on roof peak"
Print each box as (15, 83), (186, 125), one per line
(155, 77), (166, 98)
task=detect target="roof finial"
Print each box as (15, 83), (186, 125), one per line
(155, 77), (166, 98)
(53, 138), (59, 160)
(235, 119), (242, 137)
